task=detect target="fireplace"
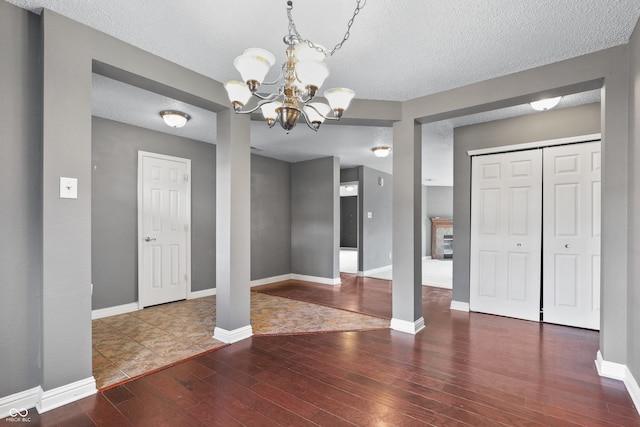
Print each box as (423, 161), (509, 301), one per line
(431, 218), (453, 260)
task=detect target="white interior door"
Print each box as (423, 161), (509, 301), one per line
(470, 150), (542, 321)
(542, 141), (601, 330)
(138, 151), (191, 308)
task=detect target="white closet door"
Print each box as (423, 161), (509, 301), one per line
(542, 141), (601, 330)
(470, 150), (542, 321)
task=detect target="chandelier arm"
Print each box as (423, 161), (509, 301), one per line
(235, 98), (281, 115)
(299, 108), (320, 132)
(304, 103), (340, 121)
(252, 92), (280, 101)
(261, 66), (285, 86)
(286, 0), (366, 57)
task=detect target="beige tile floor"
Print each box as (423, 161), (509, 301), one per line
(92, 292), (389, 389)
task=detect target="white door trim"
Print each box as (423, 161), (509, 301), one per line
(137, 151), (192, 309)
(466, 133), (601, 157)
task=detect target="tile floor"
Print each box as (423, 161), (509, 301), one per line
(92, 291), (389, 390)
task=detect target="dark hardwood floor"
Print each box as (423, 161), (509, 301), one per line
(254, 273), (395, 319)
(16, 276), (640, 426)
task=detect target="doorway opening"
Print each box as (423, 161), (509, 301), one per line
(340, 182), (359, 274)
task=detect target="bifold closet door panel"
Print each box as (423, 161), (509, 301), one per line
(470, 150), (542, 321)
(542, 141), (601, 330)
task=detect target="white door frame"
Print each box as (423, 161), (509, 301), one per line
(137, 150), (192, 309)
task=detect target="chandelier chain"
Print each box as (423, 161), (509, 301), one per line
(286, 0), (366, 57)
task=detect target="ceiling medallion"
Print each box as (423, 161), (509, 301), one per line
(224, 0), (365, 132)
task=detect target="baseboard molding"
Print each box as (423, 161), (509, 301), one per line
(0, 386), (41, 418)
(92, 302), (139, 320)
(625, 367), (640, 415)
(361, 264), (392, 276)
(595, 350), (626, 380)
(250, 274), (293, 287)
(595, 351), (640, 415)
(213, 325), (253, 344)
(189, 288), (216, 299)
(422, 256), (432, 260)
(390, 317), (425, 335)
(450, 300), (470, 312)
(290, 274), (341, 286)
(37, 377), (96, 414)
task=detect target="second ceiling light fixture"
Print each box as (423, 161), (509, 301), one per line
(224, 0), (366, 132)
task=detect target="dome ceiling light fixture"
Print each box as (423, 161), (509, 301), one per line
(371, 146), (392, 158)
(160, 110), (191, 128)
(224, 0), (365, 132)
(530, 96), (562, 111)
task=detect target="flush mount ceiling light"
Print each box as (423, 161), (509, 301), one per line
(530, 96), (562, 111)
(160, 110), (191, 128)
(371, 146), (392, 158)
(224, 0), (365, 132)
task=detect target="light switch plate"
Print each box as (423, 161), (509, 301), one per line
(60, 177), (78, 199)
(368, 212), (373, 219)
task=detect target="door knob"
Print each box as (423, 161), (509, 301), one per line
(144, 237), (156, 242)
(516, 243), (522, 247)
(565, 244), (570, 248)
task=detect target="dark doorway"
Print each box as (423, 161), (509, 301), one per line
(340, 196), (358, 248)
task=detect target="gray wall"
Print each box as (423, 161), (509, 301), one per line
(340, 166), (393, 272)
(452, 103), (601, 304)
(423, 186), (454, 257)
(340, 167), (359, 183)
(361, 166), (393, 272)
(0, 2), (42, 398)
(628, 17), (640, 386)
(251, 154), (291, 280)
(291, 157), (340, 280)
(92, 117), (216, 310)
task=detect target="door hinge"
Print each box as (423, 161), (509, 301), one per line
(184, 224), (189, 232)
(184, 174), (189, 182)
(185, 274), (189, 282)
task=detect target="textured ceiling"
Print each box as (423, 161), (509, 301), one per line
(9, 0), (640, 100)
(11, 0), (636, 184)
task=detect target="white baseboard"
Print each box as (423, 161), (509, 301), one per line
(189, 288), (216, 299)
(291, 274), (341, 286)
(92, 302), (139, 320)
(595, 351), (640, 415)
(625, 367), (640, 416)
(595, 350), (626, 380)
(361, 264), (392, 276)
(0, 386), (41, 418)
(251, 274), (293, 287)
(391, 317), (425, 334)
(450, 300), (470, 312)
(422, 256), (432, 260)
(213, 325), (253, 344)
(37, 377), (96, 414)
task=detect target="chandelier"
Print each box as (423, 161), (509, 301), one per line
(224, 0), (365, 132)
